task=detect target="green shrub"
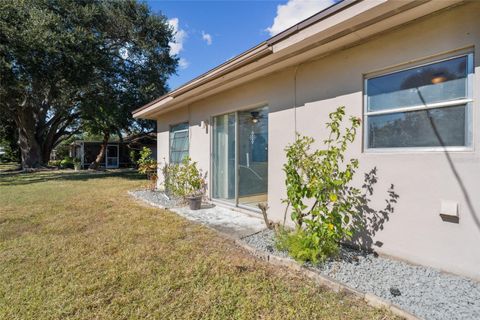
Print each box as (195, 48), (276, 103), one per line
(137, 147), (157, 175)
(279, 106), (361, 263)
(129, 149), (139, 166)
(0, 140), (20, 163)
(73, 157), (81, 170)
(137, 147), (157, 189)
(48, 160), (62, 167)
(60, 157), (74, 169)
(276, 228), (339, 264)
(163, 157), (206, 198)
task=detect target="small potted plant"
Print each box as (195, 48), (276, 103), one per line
(73, 158), (82, 171)
(162, 157), (207, 209)
(180, 157), (206, 210)
(186, 189), (204, 210)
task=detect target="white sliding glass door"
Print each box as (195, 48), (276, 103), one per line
(212, 113), (236, 203)
(238, 107), (268, 206)
(212, 106), (268, 208)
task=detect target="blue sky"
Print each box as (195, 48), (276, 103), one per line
(145, 0), (337, 90)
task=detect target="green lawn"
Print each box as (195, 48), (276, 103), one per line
(0, 170), (396, 319)
(0, 162), (21, 172)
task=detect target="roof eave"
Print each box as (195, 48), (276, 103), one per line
(132, 0), (357, 119)
(132, 43), (271, 118)
(133, 0), (464, 120)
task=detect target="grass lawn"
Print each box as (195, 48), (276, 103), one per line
(0, 170), (397, 319)
(0, 162), (21, 172)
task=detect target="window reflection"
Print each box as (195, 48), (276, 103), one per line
(367, 56), (468, 112)
(366, 54), (471, 149)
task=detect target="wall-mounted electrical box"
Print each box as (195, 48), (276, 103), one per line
(439, 200), (459, 223)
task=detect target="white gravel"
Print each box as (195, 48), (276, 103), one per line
(243, 229), (480, 320)
(130, 189), (183, 208)
(130, 190), (265, 238)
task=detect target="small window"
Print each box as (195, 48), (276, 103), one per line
(169, 122), (189, 164)
(365, 53), (473, 150)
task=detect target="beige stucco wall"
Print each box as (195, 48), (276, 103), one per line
(156, 2), (480, 280)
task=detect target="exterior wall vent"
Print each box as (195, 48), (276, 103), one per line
(440, 200), (459, 223)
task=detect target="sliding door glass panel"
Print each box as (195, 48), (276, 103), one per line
(212, 113), (236, 203)
(238, 106), (268, 207)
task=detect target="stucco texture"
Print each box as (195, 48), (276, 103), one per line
(155, 2), (480, 280)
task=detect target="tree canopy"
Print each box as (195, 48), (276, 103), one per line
(0, 0), (177, 168)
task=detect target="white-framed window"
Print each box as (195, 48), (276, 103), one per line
(364, 52), (473, 151)
(169, 122), (189, 164)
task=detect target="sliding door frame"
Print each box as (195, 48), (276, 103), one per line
(209, 104), (268, 213)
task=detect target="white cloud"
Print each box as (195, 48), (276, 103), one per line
(178, 57), (189, 69)
(168, 18), (187, 56)
(201, 31), (212, 45)
(266, 0), (336, 36)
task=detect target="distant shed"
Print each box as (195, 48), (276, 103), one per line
(69, 133), (156, 169)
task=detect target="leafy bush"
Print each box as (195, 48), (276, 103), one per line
(0, 142), (20, 163)
(137, 147), (157, 189)
(276, 228), (339, 264)
(279, 106), (361, 263)
(129, 149), (139, 166)
(54, 142), (72, 161)
(73, 157), (81, 170)
(60, 157), (74, 169)
(163, 157), (206, 198)
(48, 160), (62, 168)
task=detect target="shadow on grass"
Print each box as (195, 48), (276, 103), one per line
(0, 169), (146, 186)
(0, 163), (22, 173)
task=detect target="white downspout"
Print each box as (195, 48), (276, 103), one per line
(293, 63), (303, 137)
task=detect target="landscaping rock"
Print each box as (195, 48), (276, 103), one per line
(242, 229), (480, 320)
(130, 190), (265, 238)
(130, 189), (182, 208)
(390, 287), (401, 297)
(242, 229), (289, 259)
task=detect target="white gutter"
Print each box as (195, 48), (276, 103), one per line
(133, 43), (272, 118)
(133, 0), (464, 119)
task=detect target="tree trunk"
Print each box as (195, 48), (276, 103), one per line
(40, 113), (78, 164)
(89, 130), (109, 170)
(18, 127), (43, 169)
(41, 143), (53, 165)
(16, 109), (43, 169)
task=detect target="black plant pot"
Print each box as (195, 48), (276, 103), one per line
(187, 195), (202, 210)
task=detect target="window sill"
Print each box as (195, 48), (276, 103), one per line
(363, 146), (474, 154)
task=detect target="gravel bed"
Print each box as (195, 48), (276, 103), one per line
(243, 229), (290, 259)
(130, 190), (183, 208)
(130, 190), (265, 238)
(243, 229), (480, 320)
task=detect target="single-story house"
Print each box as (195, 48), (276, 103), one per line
(133, 0), (480, 280)
(70, 133), (157, 169)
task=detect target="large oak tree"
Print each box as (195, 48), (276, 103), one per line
(0, 0), (176, 169)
